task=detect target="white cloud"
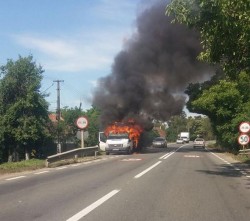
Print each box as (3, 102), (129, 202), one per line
(13, 32), (125, 72)
(15, 35), (78, 58)
(11, 0), (139, 73)
(89, 80), (98, 87)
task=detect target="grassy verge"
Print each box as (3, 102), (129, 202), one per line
(0, 159), (46, 175)
(229, 154), (250, 165)
(48, 156), (102, 168)
(0, 154), (104, 175)
(207, 142), (250, 165)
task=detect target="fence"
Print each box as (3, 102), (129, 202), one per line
(239, 148), (250, 155)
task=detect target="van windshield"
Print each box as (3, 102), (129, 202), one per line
(108, 133), (129, 139)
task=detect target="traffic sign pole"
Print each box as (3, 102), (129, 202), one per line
(76, 116), (89, 149)
(81, 130), (84, 148)
(238, 122), (250, 154)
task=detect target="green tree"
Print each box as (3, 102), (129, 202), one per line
(0, 55), (50, 162)
(84, 107), (101, 147)
(59, 106), (83, 147)
(166, 112), (188, 142)
(166, 0), (250, 152)
(57, 106), (101, 149)
(166, 0), (250, 78)
(190, 73), (250, 150)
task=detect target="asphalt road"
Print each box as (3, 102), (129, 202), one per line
(0, 143), (250, 221)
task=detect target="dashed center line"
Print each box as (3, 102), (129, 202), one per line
(134, 161), (162, 179)
(66, 189), (120, 221)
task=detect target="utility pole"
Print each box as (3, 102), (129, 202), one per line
(53, 80), (64, 153)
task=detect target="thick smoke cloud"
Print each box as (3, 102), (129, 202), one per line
(93, 1), (212, 129)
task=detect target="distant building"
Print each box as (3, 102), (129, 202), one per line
(48, 113), (64, 123)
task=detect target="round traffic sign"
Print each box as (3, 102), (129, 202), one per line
(239, 122), (250, 133)
(76, 116), (89, 129)
(238, 134), (249, 145)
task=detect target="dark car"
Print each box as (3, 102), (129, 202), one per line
(152, 137), (167, 148)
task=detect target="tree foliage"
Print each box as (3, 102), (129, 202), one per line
(166, 0), (250, 78)
(166, 113), (214, 142)
(189, 72), (250, 150)
(0, 56), (50, 162)
(57, 106), (101, 149)
(166, 0), (250, 152)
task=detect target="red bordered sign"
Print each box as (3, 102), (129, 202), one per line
(239, 122), (250, 134)
(238, 134), (249, 145)
(76, 116), (89, 129)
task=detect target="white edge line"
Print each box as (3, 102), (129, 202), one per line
(134, 161), (162, 179)
(71, 164), (80, 167)
(6, 176), (26, 181)
(207, 149), (249, 176)
(34, 171), (49, 175)
(66, 189), (120, 221)
(56, 166), (68, 170)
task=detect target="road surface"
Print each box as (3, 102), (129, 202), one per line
(0, 143), (250, 221)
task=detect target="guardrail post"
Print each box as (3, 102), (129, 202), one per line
(94, 151), (98, 159)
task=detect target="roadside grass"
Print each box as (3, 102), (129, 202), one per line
(229, 154), (250, 165)
(48, 156), (102, 168)
(207, 142), (250, 165)
(0, 154), (104, 174)
(0, 159), (46, 175)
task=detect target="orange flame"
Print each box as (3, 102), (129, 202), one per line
(104, 119), (143, 147)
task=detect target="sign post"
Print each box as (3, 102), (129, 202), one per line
(238, 122), (250, 154)
(75, 116), (89, 148)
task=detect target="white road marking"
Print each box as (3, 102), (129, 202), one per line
(56, 166), (68, 170)
(207, 149), (248, 177)
(34, 171), (49, 175)
(163, 152), (175, 159)
(159, 146), (183, 160)
(134, 161), (162, 179)
(159, 152), (171, 159)
(71, 164), (80, 167)
(6, 176), (26, 181)
(121, 158), (142, 162)
(66, 189), (120, 221)
(184, 155), (200, 158)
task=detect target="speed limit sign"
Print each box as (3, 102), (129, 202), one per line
(238, 134), (249, 145)
(239, 122), (250, 133)
(76, 116), (89, 129)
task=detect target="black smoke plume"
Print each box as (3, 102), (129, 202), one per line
(92, 1), (212, 129)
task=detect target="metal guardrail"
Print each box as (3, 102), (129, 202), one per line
(239, 148), (250, 155)
(45, 146), (99, 167)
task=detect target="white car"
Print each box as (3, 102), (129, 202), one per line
(176, 138), (184, 144)
(193, 138), (205, 149)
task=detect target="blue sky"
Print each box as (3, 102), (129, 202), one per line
(0, 0), (146, 112)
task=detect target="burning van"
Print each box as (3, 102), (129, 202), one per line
(98, 119), (143, 155)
